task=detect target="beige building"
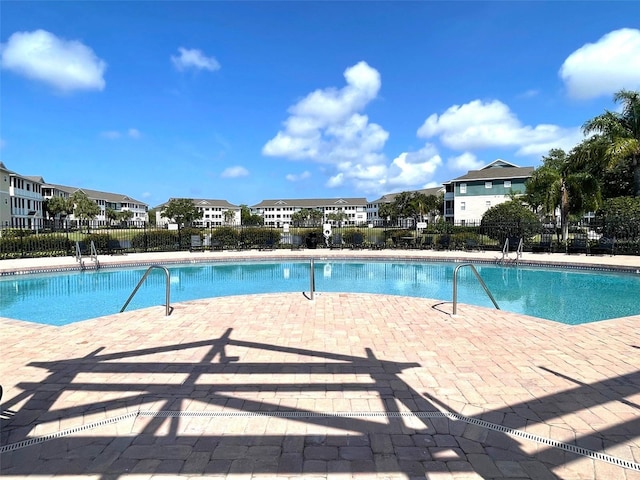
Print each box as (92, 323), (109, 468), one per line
(155, 198), (241, 228)
(251, 198), (367, 227)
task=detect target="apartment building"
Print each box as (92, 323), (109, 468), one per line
(0, 162), (45, 230)
(0, 162), (148, 230)
(443, 159), (534, 224)
(251, 198), (367, 227)
(45, 184), (149, 227)
(367, 186), (445, 226)
(155, 198), (241, 228)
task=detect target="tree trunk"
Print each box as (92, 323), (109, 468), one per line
(561, 181), (569, 243)
(633, 157), (640, 197)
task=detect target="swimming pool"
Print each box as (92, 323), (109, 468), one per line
(1, 261), (639, 325)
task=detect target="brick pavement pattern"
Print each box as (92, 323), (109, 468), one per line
(0, 250), (639, 479)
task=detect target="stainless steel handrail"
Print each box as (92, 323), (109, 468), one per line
(452, 263), (500, 315)
(120, 265), (172, 316)
(90, 241), (100, 268)
(308, 258), (315, 300)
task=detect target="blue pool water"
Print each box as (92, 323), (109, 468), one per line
(1, 261), (639, 326)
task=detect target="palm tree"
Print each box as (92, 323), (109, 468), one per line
(525, 149), (601, 241)
(581, 89), (640, 196)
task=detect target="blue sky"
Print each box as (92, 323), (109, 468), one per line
(2, 2), (640, 208)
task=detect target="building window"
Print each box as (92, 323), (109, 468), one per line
(504, 180), (511, 188)
(485, 181), (492, 189)
(486, 201), (491, 207)
(461, 202), (466, 211)
(460, 183), (467, 194)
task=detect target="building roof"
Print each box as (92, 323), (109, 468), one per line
(445, 160), (534, 183)
(25, 176), (46, 184)
(252, 198), (367, 208)
(155, 198), (239, 209)
(369, 187), (444, 204)
(46, 183), (148, 206)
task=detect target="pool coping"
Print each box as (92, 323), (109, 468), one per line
(2, 248), (640, 276)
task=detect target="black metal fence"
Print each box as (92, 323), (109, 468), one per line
(1, 220), (639, 259)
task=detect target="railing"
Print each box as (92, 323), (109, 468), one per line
(304, 258), (315, 300)
(501, 237), (523, 264)
(75, 240), (100, 269)
(120, 265), (172, 316)
(452, 263), (500, 315)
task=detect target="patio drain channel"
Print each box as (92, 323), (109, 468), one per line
(1, 410), (638, 472)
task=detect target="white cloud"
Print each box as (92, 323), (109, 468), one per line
(101, 128), (141, 139)
(416, 99), (583, 156)
(264, 61), (408, 193)
(171, 47), (220, 72)
(285, 171), (311, 182)
(448, 152), (483, 171)
(385, 144), (442, 189)
(560, 28), (640, 99)
(0, 29), (106, 92)
(221, 166), (249, 178)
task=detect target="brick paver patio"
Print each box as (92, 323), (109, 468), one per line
(1, 250), (639, 479)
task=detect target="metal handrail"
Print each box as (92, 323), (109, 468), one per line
(307, 258), (315, 300)
(501, 237), (523, 264)
(120, 265), (172, 316)
(452, 263), (500, 315)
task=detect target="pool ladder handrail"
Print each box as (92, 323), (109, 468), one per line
(121, 265), (172, 316)
(452, 263), (500, 315)
(75, 240), (100, 269)
(501, 237), (523, 265)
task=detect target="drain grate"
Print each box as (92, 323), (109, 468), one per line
(1, 409), (638, 472)
(0, 411), (138, 453)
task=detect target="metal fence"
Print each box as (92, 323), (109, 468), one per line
(1, 220), (639, 259)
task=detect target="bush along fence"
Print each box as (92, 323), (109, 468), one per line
(1, 220), (639, 259)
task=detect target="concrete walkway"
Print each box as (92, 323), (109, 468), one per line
(1, 249), (639, 479)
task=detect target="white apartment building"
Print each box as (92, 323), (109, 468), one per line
(251, 198), (367, 227)
(155, 198), (241, 228)
(45, 184), (149, 227)
(443, 160), (534, 224)
(0, 162), (148, 231)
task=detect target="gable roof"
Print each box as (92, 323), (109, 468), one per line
(445, 160), (534, 183)
(252, 197), (367, 208)
(46, 183), (148, 206)
(369, 187), (444, 204)
(155, 198), (239, 209)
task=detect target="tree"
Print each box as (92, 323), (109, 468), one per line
(240, 204), (263, 226)
(71, 191), (101, 233)
(44, 196), (73, 230)
(105, 208), (119, 226)
(481, 200), (541, 243)
(147, 208), (157, 226)
(223, 209), (236, 225)
(160, 198), (202, 228)
(524, 148), (601, 241)
(118, 210), (134, 226)
(377, 202), (399, 227)
(581, 89), (640, 196)
(326, 211), (348, 226)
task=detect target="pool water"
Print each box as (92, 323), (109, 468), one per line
(1, 261), (639, 326)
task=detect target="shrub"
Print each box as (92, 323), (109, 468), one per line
(595, 196), (640, 240)
(481, 201), (541, 242)
(211, 227), (240, 249)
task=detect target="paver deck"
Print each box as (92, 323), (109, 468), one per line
(1, 249), (639, 479)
